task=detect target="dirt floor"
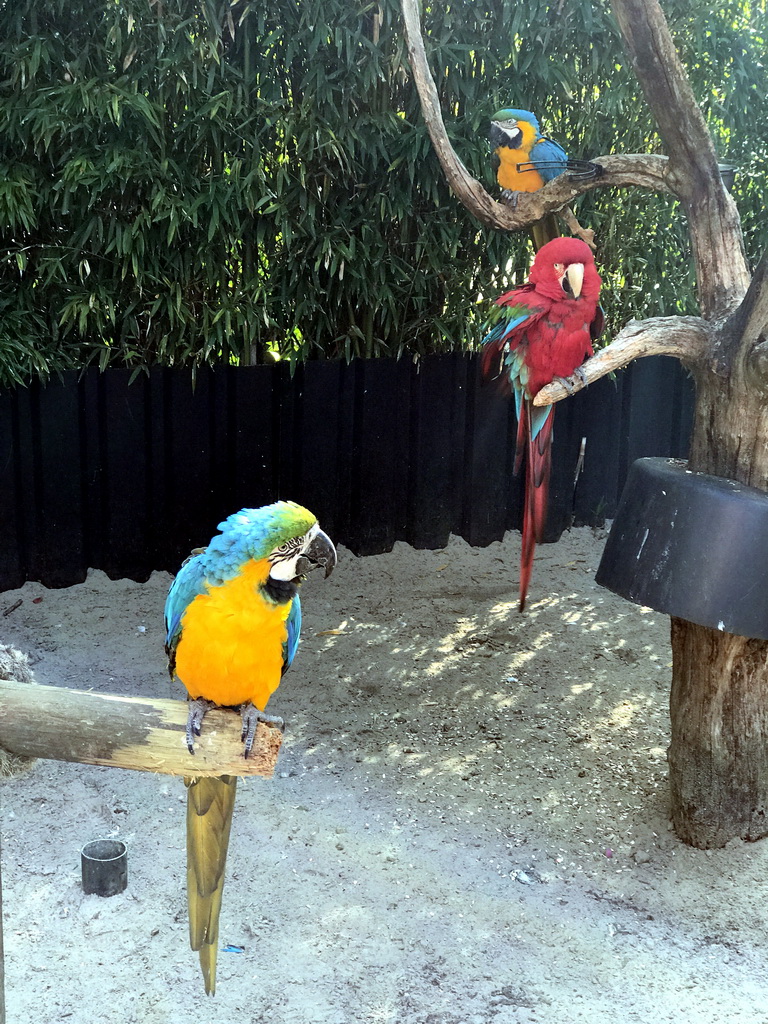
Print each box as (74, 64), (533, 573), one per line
(2, 525), (768, 1024)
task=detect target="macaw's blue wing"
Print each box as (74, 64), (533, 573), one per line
(481, 290), (554, 448)
(529, 136), (568, 181)
(480, 290), (547, 398)
(282, 595), (302, 676)
(494, 329), (553, 443)
(164, 553), (208, 655)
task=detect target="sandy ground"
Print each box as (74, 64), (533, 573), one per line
(2, 526), (768, 1024)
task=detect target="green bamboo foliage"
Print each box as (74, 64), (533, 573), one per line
(0, 0), (765, 385)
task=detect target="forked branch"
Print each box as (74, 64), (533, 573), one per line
(728, 254), (768, 357)
(401, 0), (671, 233)
(610, 0), (750, 316)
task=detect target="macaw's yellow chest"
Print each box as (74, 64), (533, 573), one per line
(174, 558), (291, 710)
(495, 146), (545, 193)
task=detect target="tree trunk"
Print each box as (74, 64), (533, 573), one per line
(667, 263), (768, 847)
(607, 0), (768, 849)
(669, 618), (768, 847)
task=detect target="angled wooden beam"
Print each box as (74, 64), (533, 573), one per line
(0, 680), (281, 778)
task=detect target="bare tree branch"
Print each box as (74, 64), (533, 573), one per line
(611, 0), (750, 317)
(533, 316), (712, 406)
(611, 0), (718, 195)
(401, 0), (671, 233)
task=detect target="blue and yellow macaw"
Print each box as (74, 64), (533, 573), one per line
(490, 107), (567, 198)
(490, 108), (600, 251)
(490, 107), (567, 251)
(164, 501), (336, 995)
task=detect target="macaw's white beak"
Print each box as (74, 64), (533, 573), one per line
(564, 262), (585, 299)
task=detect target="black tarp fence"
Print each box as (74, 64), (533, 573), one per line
(0, 353), (695, 590)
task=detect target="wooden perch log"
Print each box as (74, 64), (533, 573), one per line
(0, 680), (281, 778)
(534, 315), (712, 406)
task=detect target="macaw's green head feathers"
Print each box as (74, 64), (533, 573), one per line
(489, 107), (542, 151)
(204, 501), (336, 586)
(491, 108), (541, 131)
(218, 501), (317, 557)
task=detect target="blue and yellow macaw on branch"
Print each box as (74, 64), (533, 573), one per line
(164, 501), (336, 995)
(489, 107), (601, 250)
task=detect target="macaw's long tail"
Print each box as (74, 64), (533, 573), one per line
(185, 774), (238, 995)
(529, 213), (560, 252)
(518, 402), (555, 612)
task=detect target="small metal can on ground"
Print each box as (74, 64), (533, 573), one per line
(81, 839), (127, 897)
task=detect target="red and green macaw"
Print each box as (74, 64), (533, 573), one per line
(164, 501), (336, 994)
(489, 107), (600, 250)
(481, 237), (603, 611)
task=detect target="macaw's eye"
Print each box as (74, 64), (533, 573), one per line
(553, 263), (565, 274)
(275, 541), (294, 555)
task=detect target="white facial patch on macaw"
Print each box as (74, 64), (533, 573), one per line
(498, 122), (523, 147)
(267, 522), (320, 581)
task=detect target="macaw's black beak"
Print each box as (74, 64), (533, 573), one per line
(297, 528), (337, 579)
(489, 121), (505, 148)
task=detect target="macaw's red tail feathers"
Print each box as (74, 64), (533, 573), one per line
(518, 493), (536, 614)
(186, 774), (238, 995)
(530, 407), (554, 510)
(518, 404), (555, 612)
